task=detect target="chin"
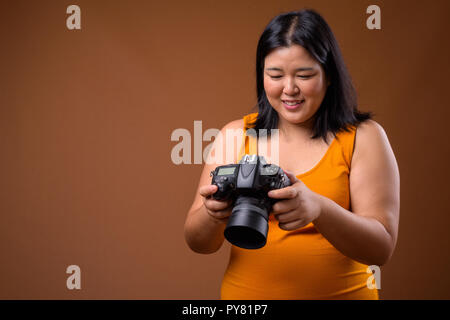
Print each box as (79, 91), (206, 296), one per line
(276, 108), (312, 125)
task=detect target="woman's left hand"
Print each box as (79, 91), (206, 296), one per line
(268, 171), (324, 231)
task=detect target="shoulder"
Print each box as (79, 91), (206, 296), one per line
(218, 119), (245, 141)
(354, 120), (391, 159)
(352, 119), (397, 173)
(338, 120), (387, 152)
(356, 119), (388, 141)
(207, 118), (245, 165)
(216, 117), (245, 145)
(222, 118), (244, 131)
(225, 112), (258, 131)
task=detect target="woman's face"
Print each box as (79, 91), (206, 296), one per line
(263, 44), (329, 128)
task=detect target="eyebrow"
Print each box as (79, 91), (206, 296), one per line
(265, 67), (314, 72)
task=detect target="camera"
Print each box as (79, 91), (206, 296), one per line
(210, 155), (291, 249)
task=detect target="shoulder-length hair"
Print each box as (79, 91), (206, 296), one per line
(252, 8), (372, 142)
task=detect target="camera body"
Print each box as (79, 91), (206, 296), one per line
(210, 155), (291, 249)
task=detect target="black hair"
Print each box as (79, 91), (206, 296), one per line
(251, 8), (372, 142)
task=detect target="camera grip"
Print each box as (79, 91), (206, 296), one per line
(211, 182), (229, 200)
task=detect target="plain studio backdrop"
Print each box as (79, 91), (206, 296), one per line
(0, 0), (449, 299)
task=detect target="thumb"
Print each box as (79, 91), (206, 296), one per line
(284, 170), (300, 185)
(199, 184), (218, 197)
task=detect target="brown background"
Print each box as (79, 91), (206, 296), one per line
(1, 0), (449, 299)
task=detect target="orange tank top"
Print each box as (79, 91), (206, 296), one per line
(220, 113), (379, 300)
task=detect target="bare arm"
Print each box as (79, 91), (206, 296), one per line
(312, 120), (400, 266)
(184, 119), (244, 254)
(184, 190), (229, 254)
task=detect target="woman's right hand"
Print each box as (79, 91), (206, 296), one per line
(199, 184), (233, 221)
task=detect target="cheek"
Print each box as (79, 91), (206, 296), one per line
(301, 78), (325, 97)
(263, 78), (283, 97)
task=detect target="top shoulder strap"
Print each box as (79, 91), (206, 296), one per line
(237, 113), (258, 162)
(335, 125), (357, 168)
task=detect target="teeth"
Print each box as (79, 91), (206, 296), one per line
(284, 100), (303, 105)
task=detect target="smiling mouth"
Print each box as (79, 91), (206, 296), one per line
(282, 99), (305, 106)
(282, 100), (305, 110)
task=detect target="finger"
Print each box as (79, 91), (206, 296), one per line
(204, 198), (231, 211)
(199, 184), (218, 197)
(272, 199), (297, 214)
(268, 186), (298, 199)
(278, 219), (307, 231)
(273, 210), (299, 223)
(284, 170), (300, 185)
(208, 209), (231, 220)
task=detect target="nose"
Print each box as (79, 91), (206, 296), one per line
(282, 77), (300, 96)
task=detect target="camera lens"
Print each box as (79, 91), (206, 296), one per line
(224, 196), (270, 249)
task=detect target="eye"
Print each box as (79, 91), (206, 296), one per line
(269, 75), (313, 79)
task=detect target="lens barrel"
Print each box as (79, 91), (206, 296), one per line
(224, 196), (270, 249)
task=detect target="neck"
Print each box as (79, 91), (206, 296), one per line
(277, 115), (315, 142)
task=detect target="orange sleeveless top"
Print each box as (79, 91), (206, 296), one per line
(220, 113), (379, 300)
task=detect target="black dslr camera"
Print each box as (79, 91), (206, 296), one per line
(210, 155), (291, 249)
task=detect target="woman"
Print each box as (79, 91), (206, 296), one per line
(184, 9), (400, 300)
